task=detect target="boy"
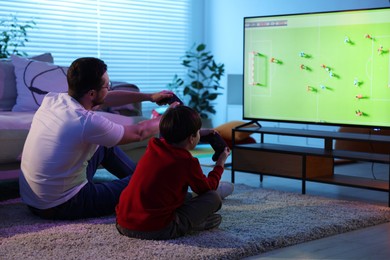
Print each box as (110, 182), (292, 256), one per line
(116, 106), (232, 240)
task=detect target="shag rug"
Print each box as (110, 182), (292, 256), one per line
(1, 184), (390, 260)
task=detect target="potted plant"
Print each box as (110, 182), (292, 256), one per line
(0, 14), (35, 58)
(168, 43), (225, 120)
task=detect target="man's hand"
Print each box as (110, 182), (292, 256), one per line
(151, 90), (174, 105)
(168, 101), (181, 109)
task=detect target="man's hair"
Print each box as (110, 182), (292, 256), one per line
(67, 57), (107, 100)
(160, 106), (202, 144)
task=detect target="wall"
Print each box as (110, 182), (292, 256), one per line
(204, 0), (390, 127)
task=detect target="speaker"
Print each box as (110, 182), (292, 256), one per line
(227, 74), (243, 105)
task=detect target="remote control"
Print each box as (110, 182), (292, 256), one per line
(200, 132), (228, 161)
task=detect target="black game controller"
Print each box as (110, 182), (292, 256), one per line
(200, 132), (228, 161)
(161, 94), (183, 105)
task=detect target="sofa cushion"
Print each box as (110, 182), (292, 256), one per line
(0, 111), (35, 130)
(0, 53), (54, 111)
(0, 129), (29, 163)
(11, 54), (68, 112)
(0, 111), (35, 163)
(214, 120), (256, 141)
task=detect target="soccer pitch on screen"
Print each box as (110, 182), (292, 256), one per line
(243, 8), (390, 128)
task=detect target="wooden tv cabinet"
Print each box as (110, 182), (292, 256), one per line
(231, 122), (390, 206)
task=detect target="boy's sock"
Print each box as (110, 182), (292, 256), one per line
(190, 182), (234, 199)
(217, 181), (234, 199)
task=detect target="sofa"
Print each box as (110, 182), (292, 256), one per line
(0, 53), (151, 180)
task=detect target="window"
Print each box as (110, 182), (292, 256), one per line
(0, 0), (195, 116)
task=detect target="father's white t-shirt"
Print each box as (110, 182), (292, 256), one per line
(19, 93), (124, 209)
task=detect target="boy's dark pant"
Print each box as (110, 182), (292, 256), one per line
(116, 190), (222, 240)
(28, 146), (136, 220)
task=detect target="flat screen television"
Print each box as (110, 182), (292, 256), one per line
(243, 7), (390, 129)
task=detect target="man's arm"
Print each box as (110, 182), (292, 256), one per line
(117, 117), (160, 145)
(103, 90), (173, 108)
(116, 101), (180, 145)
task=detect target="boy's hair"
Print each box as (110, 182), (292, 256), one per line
(160, 106), (202, 144)
(67, 57), (107, 100)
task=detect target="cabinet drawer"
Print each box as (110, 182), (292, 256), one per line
(233, 149), (333, 178)
(233, 149), (303, 178)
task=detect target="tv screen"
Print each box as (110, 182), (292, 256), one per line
(243, 7), (390, 129)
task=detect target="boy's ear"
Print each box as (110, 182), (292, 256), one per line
(188, 134), (197, 144)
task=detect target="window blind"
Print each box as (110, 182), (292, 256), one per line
(0, 0), (193, 116)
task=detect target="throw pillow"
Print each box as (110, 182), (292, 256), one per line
(0, 53), (54, 111)
(11, 54), (68, 112)
(214, 120), (257, 141)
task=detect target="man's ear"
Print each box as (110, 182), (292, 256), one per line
(88, 89), (96, 98)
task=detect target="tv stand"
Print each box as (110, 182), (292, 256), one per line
(231, 123), (390, 206)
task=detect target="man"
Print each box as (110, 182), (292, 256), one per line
(19, 57), (175, 220)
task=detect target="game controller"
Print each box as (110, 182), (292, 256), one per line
(161, 94), (183, 105)
(200, 132), (228, 162)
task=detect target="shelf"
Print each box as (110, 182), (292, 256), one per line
(235, 143), (389, 163)
(308, 175), (389, 191)
(235, 126), (390, 144)
(235, 143), (331, 156)
(332, 150), (389, 163)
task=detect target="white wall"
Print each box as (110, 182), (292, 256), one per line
(204, 0), (390, 127)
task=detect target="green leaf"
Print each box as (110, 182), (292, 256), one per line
(191, 81), (203, 90)
(183, 87), (191, 95)
(190, 69), (199, 75)
(182, 60), (191, 67)
(207, 107), (216, 114)
(196, 43), (206, 52)
(200, 113), (208, 119)
(207, 93), (219, 100)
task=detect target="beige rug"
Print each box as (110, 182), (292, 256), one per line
(1, 184), (390, 259)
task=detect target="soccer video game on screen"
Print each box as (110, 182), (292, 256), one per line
(243, 7), (390, 128)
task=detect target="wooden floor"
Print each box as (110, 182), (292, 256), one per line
(246, 222), (390, 259)
(219, 161), (390, 260)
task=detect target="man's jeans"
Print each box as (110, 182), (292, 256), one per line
(28, 146), (135, 220)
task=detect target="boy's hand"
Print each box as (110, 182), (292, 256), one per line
(200, 131), (228, 161)
(200, 128), (215, 137)
(216, 147), (231, 167)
